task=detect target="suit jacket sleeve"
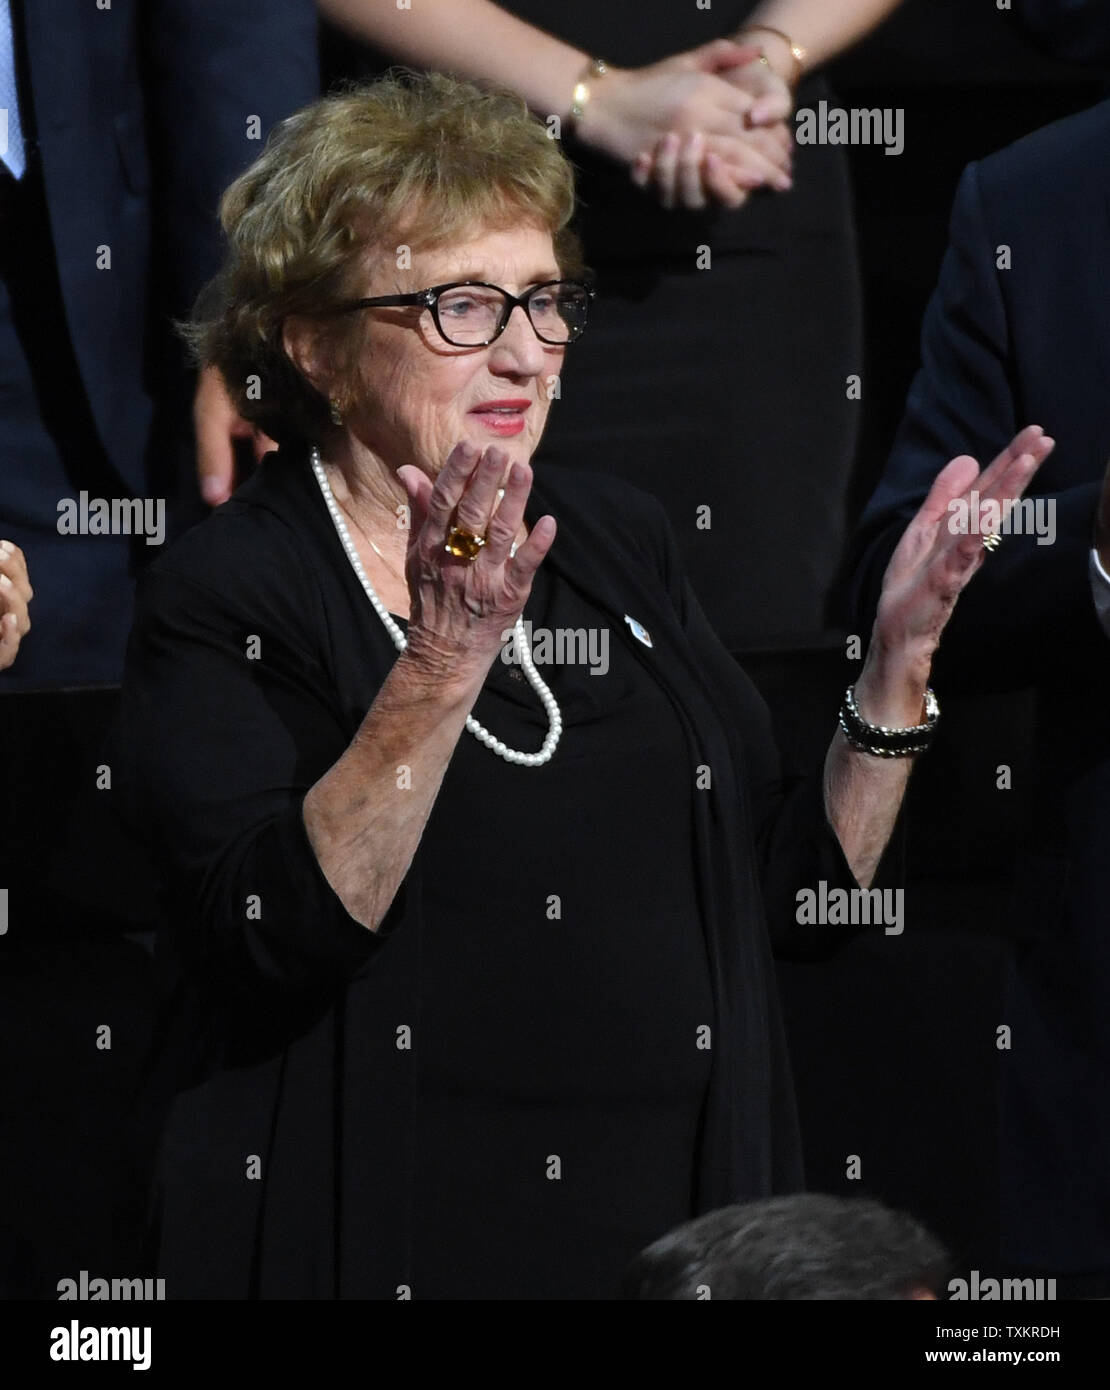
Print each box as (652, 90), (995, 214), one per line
(141, 0), (319, 323)
(850, 159), (1105, 692)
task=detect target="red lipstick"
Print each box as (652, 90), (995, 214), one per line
(469, 399), (531, 437)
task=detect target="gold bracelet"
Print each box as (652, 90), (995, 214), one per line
(738, 24), (806, 88)
(568, 57), (608, 131)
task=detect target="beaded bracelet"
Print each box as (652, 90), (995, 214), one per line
(568, 57), (609, 132)
(838, 685), (940, 758)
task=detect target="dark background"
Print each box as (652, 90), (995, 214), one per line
(2, 0), (1108, 1294)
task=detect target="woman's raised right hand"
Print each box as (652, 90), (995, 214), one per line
(396, 443), (556, 686)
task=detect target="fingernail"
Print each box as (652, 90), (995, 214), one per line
(0, 575), (11, 590)
(0, 540), (12, 554)
(201, 477), (225, 504)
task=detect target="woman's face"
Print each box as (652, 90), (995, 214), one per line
(344, 223), (568, 480)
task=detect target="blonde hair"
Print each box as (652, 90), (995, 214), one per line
(186, 70), (583, 444)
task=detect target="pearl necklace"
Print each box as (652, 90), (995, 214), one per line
(310, 447), (562, 767)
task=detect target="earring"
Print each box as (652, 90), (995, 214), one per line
(329, 397), (344, 426)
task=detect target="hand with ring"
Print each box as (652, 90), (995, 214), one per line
(444, 524), (487, 561)
(395, 442), (556, 685)
(868, 425), (1055, 698)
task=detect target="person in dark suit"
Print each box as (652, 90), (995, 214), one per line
(850, 99), (1110, 1296)
(0, 0), (318, 689)
(0, 0), (318, 1298)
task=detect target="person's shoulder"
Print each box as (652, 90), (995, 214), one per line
(532, 463), (671, 533)
(531, 463), (681, 591)
(139, 453), (324, 616)
(973, 99), (1110, 206)
(143, 505), (299, 601)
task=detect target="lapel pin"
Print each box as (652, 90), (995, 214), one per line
(624, 614), (653, 648)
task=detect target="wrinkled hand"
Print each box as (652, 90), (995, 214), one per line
(195, 364), (276, 507)
(0, 541), (31, 672)
(395, 443), (556, 684)
(859, 425), (1055, 724)
(578, 38), (793, 211)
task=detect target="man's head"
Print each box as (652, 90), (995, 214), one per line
(623, 1194), (949, 1300)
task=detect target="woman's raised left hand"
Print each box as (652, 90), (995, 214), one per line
(856, 424), (1055, 725)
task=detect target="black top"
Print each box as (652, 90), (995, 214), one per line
(113, 448), (895, 1299)
(400, 565), (711, 1297)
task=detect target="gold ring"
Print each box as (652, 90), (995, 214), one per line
(445, 525), (486, 561)
(982, 532), (1002, 553)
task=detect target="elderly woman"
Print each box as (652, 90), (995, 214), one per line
(116, 72), (1051, 1299)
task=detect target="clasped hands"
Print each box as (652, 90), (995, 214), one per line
(574, 37), (796, 211)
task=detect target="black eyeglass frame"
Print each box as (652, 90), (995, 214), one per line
(333, 279), (596, 347)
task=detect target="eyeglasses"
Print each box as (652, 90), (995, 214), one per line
(334, 279), (595, 347)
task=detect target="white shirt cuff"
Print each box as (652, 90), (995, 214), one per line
(1089, 547), (1110, 637)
